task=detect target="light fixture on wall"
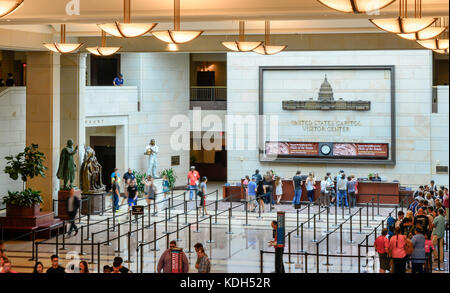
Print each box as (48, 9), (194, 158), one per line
(98, 0), (157, 38)
(317, 0), (395, 14)
(370, 0), (437, 34)
(253, 20), (287, 55)
(43, 24), (83, 54)
(0, 0), (24, 18)
(87, 31), (121, 56)
(152, 0), (203, 44)
(221, 21), (262, 52)
(397, 15), (447, 41)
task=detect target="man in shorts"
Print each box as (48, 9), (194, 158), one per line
(247, 177), (257, 212)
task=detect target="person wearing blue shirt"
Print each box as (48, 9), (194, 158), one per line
(247, 177), (257, 212)
(113, 74), (124, 86)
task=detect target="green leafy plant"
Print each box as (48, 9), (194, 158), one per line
(133, 170), (147, 195)
(2, 144), (47, 207)
(2, 189), (44, 207)
(159, 168), (177, 189)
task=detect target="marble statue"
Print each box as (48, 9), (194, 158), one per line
(57, 139), (78, 190)
(80, 146), (105, 194)
(145, 139), (159, 178)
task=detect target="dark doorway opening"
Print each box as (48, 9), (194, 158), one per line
(90, 54), (121, 86)
(90, 136), (116, 191)
(197, 71), (215, 86)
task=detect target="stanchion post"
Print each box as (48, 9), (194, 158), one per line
(207, 215), (215, 243)
(176, 214), (180, 241)
(85, 214), (91, 241)
(366, 203), (370, 228)
(348, 215), (354, 244)
(377, 195), (380, 216)
(187, 223), (193, 253)
(312, 214), (317, 242)
(80, 226), (85, 255)
(115, 222), (122, 253)
(298, 223), (305, 253)
(226, 208), (233, 235)
(371, 198), (375, 221)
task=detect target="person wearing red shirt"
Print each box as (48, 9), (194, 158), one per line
(187, 166), (200, 201)
(374, 228), (390, 273)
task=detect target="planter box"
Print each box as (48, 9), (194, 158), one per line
(6, 203), (40, 217)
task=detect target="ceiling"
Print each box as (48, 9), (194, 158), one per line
(0, 0), (448, 37)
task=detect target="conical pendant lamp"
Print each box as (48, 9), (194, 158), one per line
(44, 24), (83, 54)
(370, 0), (437, 34)
(98, 0), (157, 38)
(87, 31), (121, 56)
(222, 21), (262, 52)
(253, 21), (287, 55)
(152, 0), (203, 44)
(317, 0), (395, 14)
(0, 0), (23, 18)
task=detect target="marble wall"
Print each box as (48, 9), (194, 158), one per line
(85, 53), (191, 184)
(226, 50), (449, 187)
(0, 87), (26, 207)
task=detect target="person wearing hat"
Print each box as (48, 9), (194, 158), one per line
(113, 73), (124, 86)
(188, 166), (200, 201)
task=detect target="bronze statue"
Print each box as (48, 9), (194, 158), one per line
(57, 139), (78, 190)
(80, 146), (105, 194)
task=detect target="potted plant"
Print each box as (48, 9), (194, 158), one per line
(2, 144), (47, 217)
(159, 168), (177, 189)
(133, 170), (147, 197)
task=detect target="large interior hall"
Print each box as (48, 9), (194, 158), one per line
(0, 0), (449, 277)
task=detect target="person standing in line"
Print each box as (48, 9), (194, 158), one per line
(374, 228), (390, 273)
(326, 172), (336, 205)
(66, 191), (80, 237)
(431, 208), (445, 265)
(269, 221), (285, 273)
(247, 177), (257, 212)
(144, 175), (157, 211)
(110, 168), (120, 190)
(424, 232), (434, 273)
(198, 176), (209, 216)
(113, 73), (124, 86)
(113, 256), (130, 273)
(127, 179), (138, 215)
(253, 169), (263, 186)
(196, 247), (211, 273)
(443, 187), (449, 221)
(112, 175), (121, 212)
(157, 241), (189, 273)
(275, 176), (283, 205)
(256, 180), (265, 213)
(292, 171), (303, 208)
(347, 176), (357, 208)
(336, 173), (348, 207)
(389, 227), (408, 273)
(320, 176), (330, 207)
(263, 172), (274, 210)
(162, 174), (170, 199)
(46, 255), (66, 273)
(411, 229), (426, 273)
(194, 243), (204, 271)
(188, 166), (200, 201)
(429, 180), (438, 197)
(305, 173), (315, 204)
(123, 169), (136, 205)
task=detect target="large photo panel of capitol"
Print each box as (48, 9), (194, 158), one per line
(259, 66), (396, 165)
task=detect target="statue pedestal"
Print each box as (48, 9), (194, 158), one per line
(81, 192), (106, 215)
(57, 189), (82, 220)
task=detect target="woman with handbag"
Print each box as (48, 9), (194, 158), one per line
(389, 227), (411, 273)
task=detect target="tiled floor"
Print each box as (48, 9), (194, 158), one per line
(1, 185), (448, 273)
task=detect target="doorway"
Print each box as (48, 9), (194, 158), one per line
(90, 54), (121, 86)
(90, 136), (116, 191)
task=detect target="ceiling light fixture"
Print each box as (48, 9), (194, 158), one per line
(253, 20), (287, 55)
(87, 31), (121, 56)
(433, 49), (448, 54)
(0, 0), (24, 18)
(221, 21), (262, 52)
(98, 0), (157, 38)
(398, 13), (447, 41)
(152, 0), (203, 44)
(370, 0), (437, 34)
(43, 24), (83, 54)
(417, 19), (449, 50)
(317, 0), (395, 14)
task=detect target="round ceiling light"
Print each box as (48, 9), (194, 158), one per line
(87, 31), (121, 56)
(317, 0), (396, 14)
(221, 21), (262, 52)
(253, 21), (287, 55)
(43, 24), (83, 54)
(0, 0), (24, 18)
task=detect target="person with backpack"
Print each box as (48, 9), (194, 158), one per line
(411, 229), (426, 273)
(386, 215), (396, 239)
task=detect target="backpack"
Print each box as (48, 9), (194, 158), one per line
(387, 216), (396, 236)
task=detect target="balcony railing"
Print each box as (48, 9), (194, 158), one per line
(190, 86), (227, 101)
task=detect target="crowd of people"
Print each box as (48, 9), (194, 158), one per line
(242, 169), (364, 212)
(373, 183), (449, 273)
